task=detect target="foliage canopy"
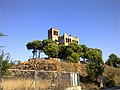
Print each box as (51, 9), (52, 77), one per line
(105, 53), (120, 68)
(86, 48), (104, 81)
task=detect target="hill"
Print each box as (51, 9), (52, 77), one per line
(13, 59), (87, 76)
(11, 59), (120, 90)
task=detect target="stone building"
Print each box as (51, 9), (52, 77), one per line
(48, 28), (79, 46)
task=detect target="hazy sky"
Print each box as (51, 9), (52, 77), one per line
(0, 0), (120, 62)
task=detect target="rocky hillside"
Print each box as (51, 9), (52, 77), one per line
(12, 59), (87, 77)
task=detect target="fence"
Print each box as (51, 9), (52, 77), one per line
(2, 69), (80, 90)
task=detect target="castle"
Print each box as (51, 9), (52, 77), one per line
(48, 28), (79, 46)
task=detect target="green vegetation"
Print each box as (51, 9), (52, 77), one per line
(0, 33), (12, 89)
(0, 51), (12, 76)
(0, 33), (6, 37)
(42, 39), (59, 58)
(81, 44), (88, 62)
(26, 40), (43, 59)
(26, 39), (83, 63)
(86, 48), (104, 81)
(105, 53), (120, 68)
(26, 39), (104, 63)
(0, 33), (11, 76)
(64, 42), (82, 63)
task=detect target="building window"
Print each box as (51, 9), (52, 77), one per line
(66, 38), (70, 43)
(68, 38), (70, 43)
(54, 31), (58, 36)
(66, 38), (72, 43)
(66, 38), (67, 42)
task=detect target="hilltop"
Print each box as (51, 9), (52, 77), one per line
(12, 59), (87, 76)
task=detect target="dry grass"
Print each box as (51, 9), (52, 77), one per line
(2, 78), (70, 90)
(103, 65), (120, 86)
(2, 78), (51, 90)
(81, 83), (99, 90)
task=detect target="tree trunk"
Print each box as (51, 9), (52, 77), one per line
(83, 58), (85, 62)
(38, 50), (41, 59)
(32, 50), (35, 59)
(35, 51), (37, 60)
(32, 50), (37, 59)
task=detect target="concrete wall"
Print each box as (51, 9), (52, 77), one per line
(65, 86), (81, 90)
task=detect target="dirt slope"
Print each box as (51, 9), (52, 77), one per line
(13, 59), (87, 77)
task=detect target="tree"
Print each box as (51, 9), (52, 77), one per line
(86, 48), (104, 81)
(42, 39), (56, 47)
(32, 40), (43, 58)
(0, 50), (12, 89)
(81, 44), (88, 62)
(0, 33), (6, 37)
(0, 33), (6, 48)
(26, 40), (43, 59)
(0, 50), (11, 76)
(0, 33), (12, 89)
(105, 53), (120, 67)
(42, 39), (59, 58)
(26, 41), (36, 59)
(67, 52), (80, 63)
(58, 44), (66, 59)
(0, 33), (11, 74)
(64, 42), (83, 63)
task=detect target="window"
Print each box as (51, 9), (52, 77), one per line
(66, 38), (68, 42)
(66, 38), (67, 42)
(68, 38), (70, 42)
(54, 31), (58, 36)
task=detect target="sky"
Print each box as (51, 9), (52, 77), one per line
(0, 0), (120, 62)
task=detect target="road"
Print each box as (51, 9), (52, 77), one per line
(101, 86), (120, 90)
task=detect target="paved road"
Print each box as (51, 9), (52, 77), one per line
(101, 86), (120, 90)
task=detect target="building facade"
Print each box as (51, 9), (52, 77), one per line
(48, 28), (79, 46)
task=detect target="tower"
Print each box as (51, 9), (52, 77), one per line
(48, 28), (60, 44)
